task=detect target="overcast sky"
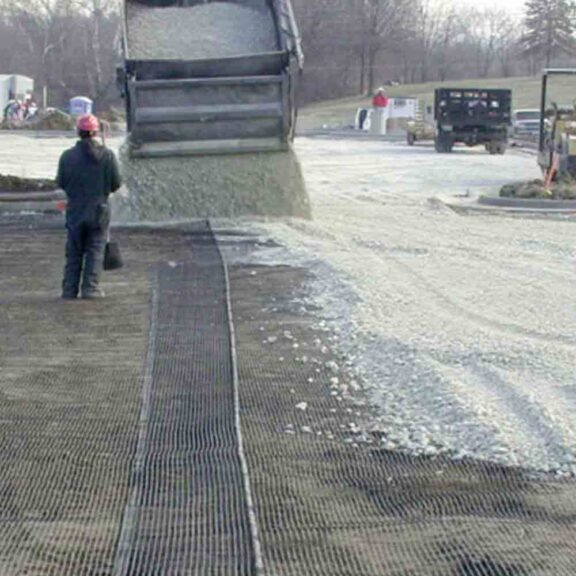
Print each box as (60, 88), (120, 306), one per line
(454, 0), (526, 17)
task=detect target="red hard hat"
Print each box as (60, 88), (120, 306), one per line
(76, 114), (99, 133)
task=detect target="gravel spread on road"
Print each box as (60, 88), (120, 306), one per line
(243, 139), (576, 478)
(126, 2), (278, 60)
(5, 131), (573, 476)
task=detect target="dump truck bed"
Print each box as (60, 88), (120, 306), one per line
(121, 0), (302, 157)
(435, 88), (512, 126)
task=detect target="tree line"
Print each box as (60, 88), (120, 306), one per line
(0, 0), (575, 110)
(0, 0), (120, 110)
(294, 0), (576, 102)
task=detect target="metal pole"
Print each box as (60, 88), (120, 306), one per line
(539, 72), (547, 153)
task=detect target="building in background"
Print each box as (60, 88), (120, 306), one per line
(0, 75), (35, 115)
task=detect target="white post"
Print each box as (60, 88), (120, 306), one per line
(42, 86), (48, 109)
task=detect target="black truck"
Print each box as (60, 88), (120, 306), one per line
(434, 88), (512, 154)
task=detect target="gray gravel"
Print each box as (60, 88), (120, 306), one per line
(127, 2), (278, 60)
(245, 139), (576, 478)
(117, 141), (311, 220)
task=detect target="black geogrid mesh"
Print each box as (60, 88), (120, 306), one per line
(0, 218), (178, 575)
(3, 215), (576, 576)
(116, 223), (254, 575)
(0, 218), (254, 575)
(229, 263), (576, 576)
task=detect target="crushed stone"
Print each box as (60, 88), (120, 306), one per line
(238, 139), (576, 477)
(116, 141), (311, 221)
(126, 2), (278, 60)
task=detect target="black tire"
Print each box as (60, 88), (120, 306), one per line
(435, 134), (453, 153)
(497, 143), (507, 155)
(407, 132), (416, 146)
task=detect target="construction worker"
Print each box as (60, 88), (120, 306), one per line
(58, 114), (122, 299)
(372, 87), (389, 109)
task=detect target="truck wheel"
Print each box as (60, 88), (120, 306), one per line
(497, 143), (507, 155)
(487, 143), (497, 155)
(407, 132), (416, 146)
(435, 136), (452, 153)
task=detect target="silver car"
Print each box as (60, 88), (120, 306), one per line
(512, 109), (541, 137)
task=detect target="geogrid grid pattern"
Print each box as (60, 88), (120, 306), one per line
(0, 218), (256, 575)
(0, 218), (160, 575)
(1, 215), (576, 576)
(115, 224), (255, 575)
(229, 262), (576, 576)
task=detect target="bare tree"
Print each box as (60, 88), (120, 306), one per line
(413, 0), (453, 83)
(76, 0), (121, 102)
(465, 7), (515, 78)
(434, 4), (460, 82)
(348, 0), (412, 94)
(0, 0), (533, 109)
(5, 0), (76, 93)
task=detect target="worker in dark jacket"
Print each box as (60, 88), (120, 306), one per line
(57, 114), (122, 299)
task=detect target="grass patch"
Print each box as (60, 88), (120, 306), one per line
(299, 75), (576, 131)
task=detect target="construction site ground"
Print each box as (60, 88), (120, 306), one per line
(1, 132), (576, 575)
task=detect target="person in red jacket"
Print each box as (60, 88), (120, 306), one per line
(372, 88), (389, 108)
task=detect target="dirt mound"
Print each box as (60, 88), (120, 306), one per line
(2, 109), (76, 131)
(0, 174), (57, 193)
(99, 108), (127, 132)
(26, 109), (76, 131)
(500, 179), (576, 200)
(99, 107), (125, 124)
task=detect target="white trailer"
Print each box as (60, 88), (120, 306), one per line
(0, 74), (35, 116)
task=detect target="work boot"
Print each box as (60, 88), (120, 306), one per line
(81, 288), (106, 300)
(61, 292), (78, 300)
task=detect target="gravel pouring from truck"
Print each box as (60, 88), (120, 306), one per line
(434, 88), (512, 154)
(119, 0), (303, 158)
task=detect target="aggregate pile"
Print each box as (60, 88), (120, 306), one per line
(127, 2), (278, 60)
(1, 109), (76, 131)
(501, 179), (576, 200)
(0, 174), (57, 192)
(118, 144), (311, 220)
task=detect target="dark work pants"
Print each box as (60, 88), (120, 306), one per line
(62, 204), (109, 297)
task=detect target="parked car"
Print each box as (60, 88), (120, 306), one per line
(512, 109), (541, 137)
